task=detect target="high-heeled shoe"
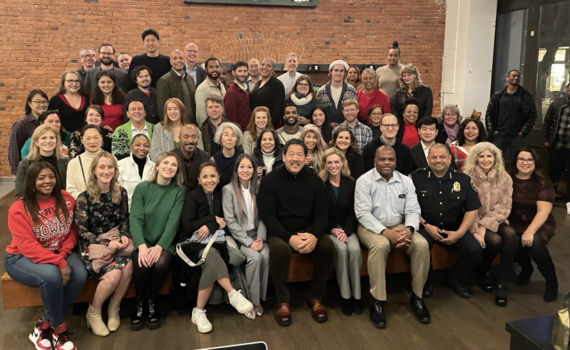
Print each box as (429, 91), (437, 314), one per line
(86, 304), (110, 337)
(480, 272), (493, 293)
(107, 298), (121, 332)
(495, 286), (508, 307)
(130, 301), (145, 331)
(147, 300), (161, 330)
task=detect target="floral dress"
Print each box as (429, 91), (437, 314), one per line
(75, 188), (131, 278)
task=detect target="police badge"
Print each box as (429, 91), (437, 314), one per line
(453, 181), (461, 192)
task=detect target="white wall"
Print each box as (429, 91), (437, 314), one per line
(442, 0), (498, 118)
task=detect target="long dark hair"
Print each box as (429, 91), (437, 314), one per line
(22, 162), (69, 225)
(456, 119), (487, 146)
(230, 154), (259, 220)
(91, 70), (125, 106)
(37, 110), (67, 141)
(25, 89), (48, 115)
(309, 105), (332, 144)
(254, 128), (282, 155)
(511, 148), (548, 187)
(331, 125), (361, 155)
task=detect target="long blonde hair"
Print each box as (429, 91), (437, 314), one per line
(163, 97), (190, 131)
(148, 151), (184, 187)
(318, 147), (351, 182)
(300, 124), (328, 171)
(463, 142), (507, 180)
(27, 125), (65, 161)
(86, 151), (123, 204)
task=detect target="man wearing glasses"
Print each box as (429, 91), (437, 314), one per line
(77, 46), (99, 81)
(184, 43), (205, 86)
(83, 43), (128, 94)
(362, 114), (413, 175)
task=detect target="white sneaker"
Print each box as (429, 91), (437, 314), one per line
(192, 308), (212, 333)
(566, 202), (570, 215)
(228, 290), (254, 314)
(29, 320), (53, 350)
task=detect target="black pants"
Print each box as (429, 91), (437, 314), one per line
(268, 235), (336, 303)
(419, 229), (482, 284)
(480, 224), (518, 286)
(548, 147), (570, 202)
(132, 250), (173, 303)
(515, 234), (558, 287)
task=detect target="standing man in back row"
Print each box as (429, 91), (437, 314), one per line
(485, 69), (537, 162)
(84, 43), (128, 93)
(128, 29), (172, 91)
(195, 57), (226, 127)
(184, 43), (205, 86)
(277, 53), (302, 96)
(316, 59), (357, 128)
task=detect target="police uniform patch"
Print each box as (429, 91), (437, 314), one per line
(471, 179), (477, 192)
(453, 181), (461, 192)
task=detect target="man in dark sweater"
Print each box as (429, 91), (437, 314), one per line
(127, 29), (172, 90)
(84, 43), (128, 94)
(363, 114), (414, 175)
(224, 61), (250, 130)
(124, 65), (159, 124)
(258, 139), (336, 327)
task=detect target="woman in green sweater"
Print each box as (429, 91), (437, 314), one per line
(129, 151), (186, 331)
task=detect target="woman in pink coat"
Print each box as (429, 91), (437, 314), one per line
(464, 142), (516, 307)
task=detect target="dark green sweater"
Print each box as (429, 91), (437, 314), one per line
(130, 180), (186, 253)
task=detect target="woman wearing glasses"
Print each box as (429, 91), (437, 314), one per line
(509, 149), (558, 303)
(48, 71), (90, 133)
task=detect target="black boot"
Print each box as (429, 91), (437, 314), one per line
(147, 299), (161, 330)
(480, 272), (493, 293)
(369, 298), (386, 329)
(517, 265), (534, 286)
(540, 265), (558, 302)
(130, 300), (146, 331)
(352, 297), (362, 315)
(495, 285), (508, 307)
(340, 297), (352, 316)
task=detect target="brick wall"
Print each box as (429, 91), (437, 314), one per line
(0, 0), (446, 177)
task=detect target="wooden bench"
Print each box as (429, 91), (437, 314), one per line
(2, 245), (462, 309)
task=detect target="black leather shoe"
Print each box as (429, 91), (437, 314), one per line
(340, 297), (352, 316)
(422, 280), (433, 298)
(495, 286), (508, 307)
(352, 298), (363, 315)
(447, 279), (472, 299)
(517, 265), (534, 286)
(410, 294), (431, 323)
(480, 272), (493, 293)
(369, 300), (386, 329)
(147, 300), (160, 330)
(130, 301), (146, 331)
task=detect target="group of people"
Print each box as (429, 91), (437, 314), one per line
(4, 29), (562, 350)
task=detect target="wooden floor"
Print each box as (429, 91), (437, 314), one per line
(0, 191), (568, 350)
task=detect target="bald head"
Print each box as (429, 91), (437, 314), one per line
(170, 49), (186, 73)
(184, 43), (199, 65)
(248, 58), (260, 78)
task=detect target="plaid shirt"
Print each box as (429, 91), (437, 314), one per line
(555, 106), (570, 150)
(124, 87), (159, 125)
(333, 121), (372, 152)
(9, 114), (37, 175)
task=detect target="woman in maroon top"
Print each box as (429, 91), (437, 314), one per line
(509, 148), (558, 302)
(49, 71), (90, 133)
(91, 71), (125, 131)
(356, 68), (391, 125)
(398, 99), (420, 147)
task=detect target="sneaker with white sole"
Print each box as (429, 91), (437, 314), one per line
(191, 308), (212, 333)
(29, 320), (53, 350)
(53, 330), (76, 350)
(228, 290), (254, 314)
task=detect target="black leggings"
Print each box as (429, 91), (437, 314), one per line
(480, 224), (518, 286)
(515, 234), (558, 287)
(132, 250), (173, 303)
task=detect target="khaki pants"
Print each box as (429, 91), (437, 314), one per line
(357, 224), (430, 301)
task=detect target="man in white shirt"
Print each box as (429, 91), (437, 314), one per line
(277, 52), (302, 96)
(355, 145), (430, 329)
(184, 42), (205, 86)
(247, 58), (261, 91)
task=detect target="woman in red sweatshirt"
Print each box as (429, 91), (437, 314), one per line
(4, 162), (87, 350)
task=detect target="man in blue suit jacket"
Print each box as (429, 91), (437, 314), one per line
(184, 43), (205, 86)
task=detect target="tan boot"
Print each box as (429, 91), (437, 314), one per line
(107, 298), (122, 332)
(86, 304), (110, 336)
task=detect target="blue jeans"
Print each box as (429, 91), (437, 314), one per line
(4, 252), (87, 327)
(493, 133), (526, 163)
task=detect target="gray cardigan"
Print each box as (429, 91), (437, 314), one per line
(222, 183), (267, 247)
(149, 123), (205, 162)
(15, 157), (70, 198)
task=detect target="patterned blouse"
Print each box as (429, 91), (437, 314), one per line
(75, 188), (131, 277)
(69, 127), (113, 159)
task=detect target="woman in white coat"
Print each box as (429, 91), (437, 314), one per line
(222, 153), (268, 319)
(118, 134), (155, 209)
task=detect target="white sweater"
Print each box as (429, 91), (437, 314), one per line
(66, 149), (101, 199)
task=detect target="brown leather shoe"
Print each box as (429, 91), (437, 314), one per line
(307, 297), (328, 323)
(274, 303), (292, 327)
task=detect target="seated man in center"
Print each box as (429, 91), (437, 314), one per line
(258, 139), (336, 327)
(355, 145), (430, 329)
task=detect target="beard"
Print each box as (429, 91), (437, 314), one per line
(207, 71), (219, 80)
(100, 57), (114, 66)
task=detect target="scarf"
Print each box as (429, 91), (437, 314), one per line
(444, 123), (459, 144)
(291, 92), (313, 106)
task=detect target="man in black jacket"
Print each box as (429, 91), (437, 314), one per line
(543, 83), (570, 211)
(410, 117), (438, 170)
(258, 139), (335, 327)
(174, 124), (210, 191)
(485, 69), (537, 161)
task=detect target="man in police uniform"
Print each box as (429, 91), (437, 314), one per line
(411, 144), (482, 299)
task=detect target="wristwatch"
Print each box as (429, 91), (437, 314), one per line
(420, 219), (427, 226)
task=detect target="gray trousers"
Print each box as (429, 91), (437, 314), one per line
(326, 234), (362, 299)
(240, 244), (269, 305)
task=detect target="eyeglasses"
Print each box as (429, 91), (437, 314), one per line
(444, 113), (457, 117)
(381, 124), (398, 129)
(517, 157), (535, 163)
(65, 80), (80, 84)
(31, 100), (49, 104)
(370, 112), (383, 116)
(81, 54), (95, 58)
(297, 83), (310, 87)
(99, 52), (114, 56)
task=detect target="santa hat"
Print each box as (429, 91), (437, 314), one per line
(329, 59), (349, 71)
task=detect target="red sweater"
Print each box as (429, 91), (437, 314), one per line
(6, 191), (77, 269)
(356, 88), (391, 125)
(224, 83), (250, 131)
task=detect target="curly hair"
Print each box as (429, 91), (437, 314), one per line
(463, 142), (508, 181)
